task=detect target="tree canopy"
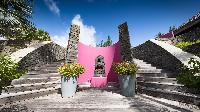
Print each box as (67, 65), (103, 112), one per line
(169, 26), (176, 32)
(0, 0), (33, 39)
(0, 0), (51, 41)
(97, 36), (113, 47)
(15, 26), (51, 41)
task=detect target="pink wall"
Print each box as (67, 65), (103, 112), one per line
(77, 42), (121, 87)
(160, 32), (174, 39)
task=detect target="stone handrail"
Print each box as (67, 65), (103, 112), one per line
(150, 39), (200, 66)
(10, 41), (51, 63)
(10, 41), (66, 70)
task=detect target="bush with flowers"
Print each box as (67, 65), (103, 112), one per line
(58, 63), (85, 77)
(177, 58), (200, 89)
(112, 62), (138, 76)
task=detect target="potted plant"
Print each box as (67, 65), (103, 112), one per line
(58, 63), (85, 97)
(112, 62), (138, 97)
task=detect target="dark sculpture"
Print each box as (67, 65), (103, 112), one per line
(94, 55), (105, 77)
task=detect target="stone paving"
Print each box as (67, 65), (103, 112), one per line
(1, 88), (198, 112)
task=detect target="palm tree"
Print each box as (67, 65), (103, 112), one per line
(169, 26), (176, 32)
(106, 35), (112, 46)
(0, 0), (33, 39)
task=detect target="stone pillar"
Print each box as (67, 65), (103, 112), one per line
(66, 24), (80, 63)
(118, 22), (132, 61)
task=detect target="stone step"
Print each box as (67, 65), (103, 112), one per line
(0, 87), (59, 105)
(27, 70), (58, 75)
(24, 108), (133, 112)
(39, 66), (59, 71)
(41, 63), (63, 68)
(137, 77), (177, 83)
(43, 60), (65, 65)
(137, 86), (200, 106)
(11, 77), (60, 85)
(20, 98), (131, 106)
(3, 82), (60, 94)
(137, 81), (182, 91)
(137, 66), (157, 69)
(136, 63), (152, 66)
(137, 83), (200, 95)
(137, 81), (185, 92)
(24, 73), (60, 78)
(137, 69), (163, 73)
(137, 73), (166, 77)
(39, 69), (58, 73)
(132, 59), (145, 63)
(136, 72), (176, 78)
(133, 59), (154, 65)
(30, 61), (64, 70)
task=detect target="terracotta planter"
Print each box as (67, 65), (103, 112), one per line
(118, 75), (136, 97)
(61, 76), (77, 97)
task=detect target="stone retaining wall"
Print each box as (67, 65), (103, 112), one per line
(183, 43), (200, 57)
(18, 42), (66, 70)
(131, 40), (182, 73)
(176, 26), (200, 42)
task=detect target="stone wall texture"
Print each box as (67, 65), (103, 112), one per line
(183, 43), (200, 58)
(66, 24), (80, 63)
(177, 26), (200, 42)
(118, 22), (132, 61)
(131, 40), (182, 73)
(18, 42), (66, 70)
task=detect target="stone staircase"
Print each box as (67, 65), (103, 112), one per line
(133, 58), (200, 106)
(0, 60), (65, 105)
(0, 88), (183, 112)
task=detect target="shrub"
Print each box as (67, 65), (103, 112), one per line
(175, 41), (192, 49)
(112, 62), (138, 76)
(58, 63), (85, 77)
(175, 39), (200, 49)
(177, 58), (200, 89)
(0, 55), (25, 93)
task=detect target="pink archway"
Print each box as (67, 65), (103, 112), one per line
(77, 42), (122, 87)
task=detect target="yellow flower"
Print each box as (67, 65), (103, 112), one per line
(58, 63), (85, 77)
(112, 62), (138, 75)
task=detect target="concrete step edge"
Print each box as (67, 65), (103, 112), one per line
(138, 86), (200, 99)
(137, 76), (176, 79)
(9, 81), (61, 87)
(0, 87), (59, 105)
(137, 87), (200, 105)
(137, 81), (181, 86)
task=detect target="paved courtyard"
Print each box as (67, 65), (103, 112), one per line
(0, 88), (199, 112)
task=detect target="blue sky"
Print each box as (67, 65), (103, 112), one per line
(32, 0), (200, 47)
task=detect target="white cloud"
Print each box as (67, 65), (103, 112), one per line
(72, 15), (96, 46)
(51, 34), (68, 48)
(51, 14), (97, 47)
(44, 0), (60, 16)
